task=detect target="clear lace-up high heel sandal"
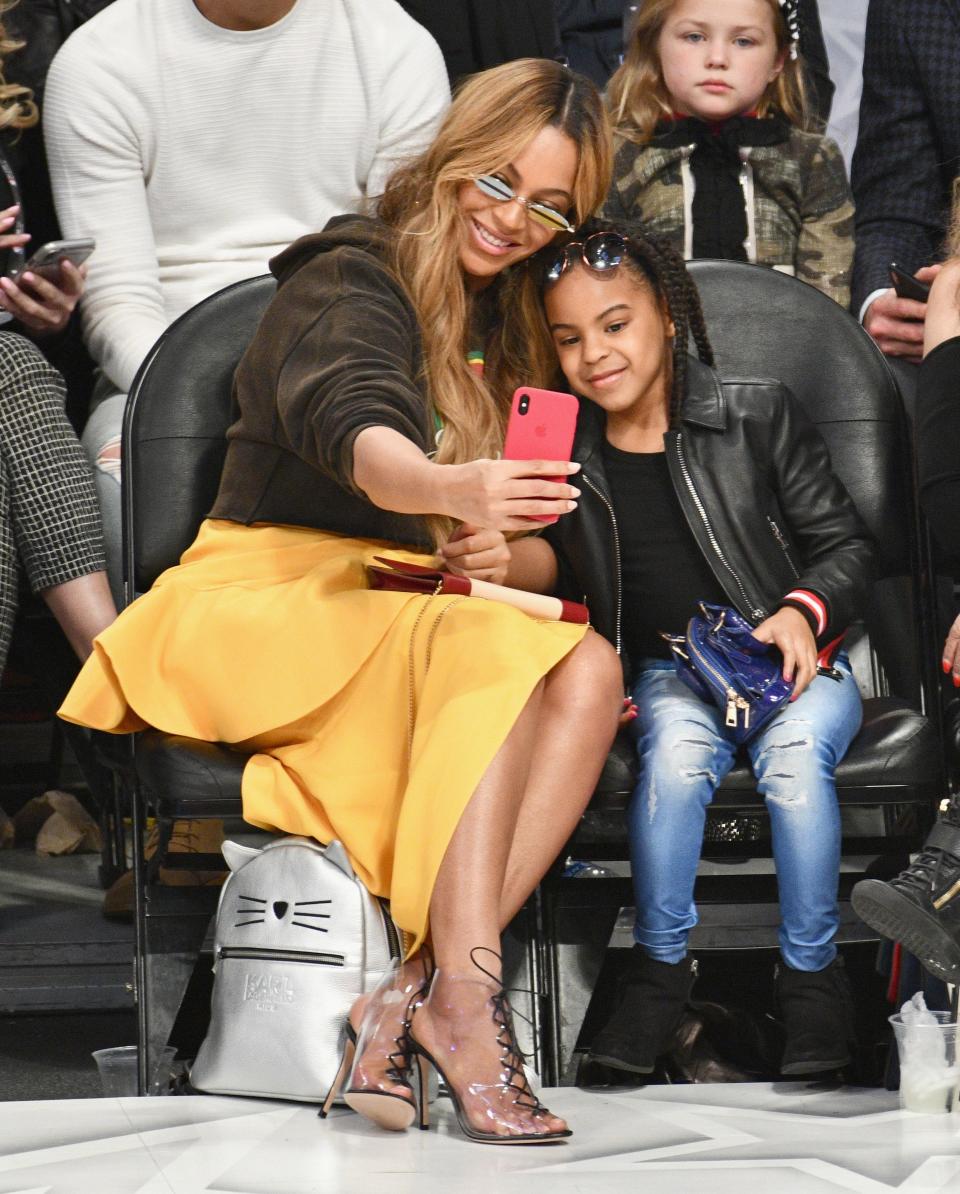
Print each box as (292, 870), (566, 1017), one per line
(319, 957), (430, 1130)
(408, 949), (572, 1145)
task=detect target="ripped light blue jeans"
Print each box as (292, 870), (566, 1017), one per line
(628, 654), (862, 972)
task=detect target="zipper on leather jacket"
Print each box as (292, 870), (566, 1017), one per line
(767, 516), (800, 579)
(675, 435), (767, 622)
(216, 946), (346, 967)
(582, 472), (622, 654)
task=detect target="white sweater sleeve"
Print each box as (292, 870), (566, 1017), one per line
(44, 50), (166, 394)
(365, 16), (450, 200)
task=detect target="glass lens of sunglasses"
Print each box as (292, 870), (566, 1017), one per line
(529, 204), (572, 232)
(475, 175), (514, 201)
(586, 236), (626, 270)
(544, 251), (570, 283)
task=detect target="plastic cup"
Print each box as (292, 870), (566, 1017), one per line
(889, 1012), (960, 1114)
(92, 1044), (177, 1097)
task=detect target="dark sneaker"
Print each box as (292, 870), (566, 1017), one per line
(587, 949), (697, 1075)
(851, 812), (960, 985)
(775, 957), (856, 1077)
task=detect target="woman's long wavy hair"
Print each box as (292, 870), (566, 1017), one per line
(515, 219), (714, 429)
(0, 3), (37, 131)
(378, 58), (611, 546)
(607, 0), (808, 145)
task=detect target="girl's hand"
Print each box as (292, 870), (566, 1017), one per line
(436, 458), (580, 531)
(941, 612), (960, 687)
(0, 259), (86, 337)
(440, 523), (510, 585)
(751, 606), (817, 699)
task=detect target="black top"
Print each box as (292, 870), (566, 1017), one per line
(602, 440), (726, 661)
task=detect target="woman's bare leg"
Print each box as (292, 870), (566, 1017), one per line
(412, 631), (622, 1137)
(41, 570), (117, 660)
(498, 631), (622, 926)
(345, 684), (543, 1111)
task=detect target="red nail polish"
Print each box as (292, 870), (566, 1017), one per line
(954, 675), (960, 688)
(944, 660), (952, 674)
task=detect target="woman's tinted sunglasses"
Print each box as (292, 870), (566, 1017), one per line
(474, 174), (575, 234)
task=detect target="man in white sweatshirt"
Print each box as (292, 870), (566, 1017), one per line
(44, 0), (450, 597)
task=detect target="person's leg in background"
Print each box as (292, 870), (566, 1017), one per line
(0, 332), (115, 673)
(748, 652), (863, 1074)
(589, 662), (737, 1073)
(80, 376), (126, 608)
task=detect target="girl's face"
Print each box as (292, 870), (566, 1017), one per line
(657, 0), (786, 123)
(545, 263), (676, 423)
(457, 126), (578, 289)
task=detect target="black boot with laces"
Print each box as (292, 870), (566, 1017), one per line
(852, 799), (960, 984)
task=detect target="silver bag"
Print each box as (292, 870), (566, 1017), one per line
(190, 836), (400, 1103)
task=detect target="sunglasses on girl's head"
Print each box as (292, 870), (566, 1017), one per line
(543, 232), (629, 286)
(474, 174), (576, 234)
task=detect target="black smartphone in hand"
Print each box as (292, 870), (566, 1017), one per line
(889, 262), (931, 302)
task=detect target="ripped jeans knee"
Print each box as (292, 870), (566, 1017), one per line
(627, 655), (862, 968)
(95, 434), (122, 482)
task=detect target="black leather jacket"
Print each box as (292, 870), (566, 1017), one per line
(544, 357), (877, 668)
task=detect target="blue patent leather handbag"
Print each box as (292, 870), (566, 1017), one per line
(664, 603), (794, 745)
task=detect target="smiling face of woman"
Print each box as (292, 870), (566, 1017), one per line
(457, 125), (579, 289)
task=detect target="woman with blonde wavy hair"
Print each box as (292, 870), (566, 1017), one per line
(60, 58), (621, 1144)
(0, 1), (115, 685)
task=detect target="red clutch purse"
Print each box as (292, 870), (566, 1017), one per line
(366, 556), (589, 625)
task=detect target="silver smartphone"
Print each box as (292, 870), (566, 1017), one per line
(13, 237), (95, 282)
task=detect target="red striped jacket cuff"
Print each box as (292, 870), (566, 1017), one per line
(783, 589), (827, 636)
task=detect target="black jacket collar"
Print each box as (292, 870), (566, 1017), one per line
(573, 356), (726, 471)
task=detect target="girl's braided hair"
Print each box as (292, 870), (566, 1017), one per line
(585, 219), (714, 428)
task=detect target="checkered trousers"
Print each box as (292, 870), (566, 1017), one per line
(0, 331), (105, 672)
(851, 0), (960, 310)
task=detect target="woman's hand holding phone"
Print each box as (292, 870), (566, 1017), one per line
(0, 259), (86, 336)
(436, 457), (580, 532)
(0, 207), (87, 336)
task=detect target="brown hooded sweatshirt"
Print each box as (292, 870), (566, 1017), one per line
(210, 214), (433, 549)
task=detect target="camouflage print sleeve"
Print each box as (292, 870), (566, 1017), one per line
(794, 135), (855, 309)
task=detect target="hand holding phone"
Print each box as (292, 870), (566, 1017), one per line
(503, 387), (579, 524)
(889, 262), (931, 302)
(13, 237), (95, 283)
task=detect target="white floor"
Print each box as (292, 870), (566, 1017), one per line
(2, 1082), (960, 1194)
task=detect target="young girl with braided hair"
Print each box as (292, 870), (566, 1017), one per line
(505, 221), (874, 1075)
(603, 0), (853, 306)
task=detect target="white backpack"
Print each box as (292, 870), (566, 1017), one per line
(190, 836), (400, 1102)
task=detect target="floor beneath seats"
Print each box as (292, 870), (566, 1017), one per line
(1, 1083), (959, 1194)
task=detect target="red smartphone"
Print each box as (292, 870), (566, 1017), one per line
(503, 386), (579, 524)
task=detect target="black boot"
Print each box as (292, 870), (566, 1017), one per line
(851, 800), (960, 985)
(588, 948), (697, 1074)
(775, 956), (856, 1076)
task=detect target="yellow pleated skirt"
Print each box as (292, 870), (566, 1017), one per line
(59, 519), (586, 951)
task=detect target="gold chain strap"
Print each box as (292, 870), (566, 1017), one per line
(406, 585), (468, 758)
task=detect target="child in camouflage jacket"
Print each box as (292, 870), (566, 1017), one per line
(603, 0), (853, 308)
